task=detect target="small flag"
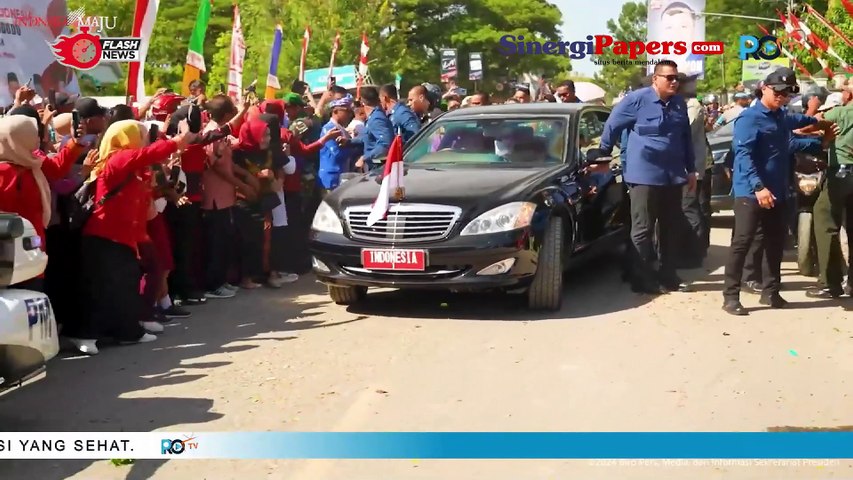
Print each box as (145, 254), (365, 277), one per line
(366, 134), (405, 227)
(328, 31), (341, 87)
(357, 32), (369, 98)
(299, 26), (311, 82)
(395, 73), (402, 92)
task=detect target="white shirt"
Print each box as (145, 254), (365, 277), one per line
(347, 119), (365, 138)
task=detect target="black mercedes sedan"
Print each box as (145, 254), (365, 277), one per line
(309, 103), (630, 311)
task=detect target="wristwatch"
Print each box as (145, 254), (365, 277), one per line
(753, 182), (764, 192)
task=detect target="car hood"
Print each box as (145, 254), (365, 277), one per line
(326, 166), (561, 212)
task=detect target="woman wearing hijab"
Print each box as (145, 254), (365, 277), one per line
(231, 118), (278, 289)
(0, 114), (86, 290)
(65, 120), (196, 355)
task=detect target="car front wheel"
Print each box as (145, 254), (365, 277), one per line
(527, 216), (564, 311)
(328, 285), (368, 305)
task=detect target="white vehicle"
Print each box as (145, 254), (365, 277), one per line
(0, 213), (59, 390)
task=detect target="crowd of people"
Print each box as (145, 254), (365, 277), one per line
(0, 65), (849, 357)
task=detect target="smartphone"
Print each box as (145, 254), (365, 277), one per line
(187, 104), (202, 133)
(71, 110), (81, 138)
(328, 76), (337, 88)
(125, 95), (132, 106)
(48, 89), (57, 109)
(25, 77), (32, 88)
(148, 123), (159, 144)
(291, 79), (307, 95)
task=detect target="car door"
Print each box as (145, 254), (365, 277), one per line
(574, 109), (627, 244)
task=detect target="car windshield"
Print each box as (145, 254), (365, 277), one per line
(404, 118), (567, 168)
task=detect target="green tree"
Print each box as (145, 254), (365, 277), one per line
(592, 1), (647, 97)
(788, 0), (853, 76)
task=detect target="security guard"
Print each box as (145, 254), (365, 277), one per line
(809, 85), (853, 298)
(379, 84), (421, 143)
(723, 68), (834, 315)
(342, 86), (393, 172)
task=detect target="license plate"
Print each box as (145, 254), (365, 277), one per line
(361, 249), (426, 271)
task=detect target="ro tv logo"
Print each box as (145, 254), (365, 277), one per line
(739, 35), (781, 60)
(161, 437), (198, 455)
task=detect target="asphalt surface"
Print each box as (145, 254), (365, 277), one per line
(0, 214), (851, 480)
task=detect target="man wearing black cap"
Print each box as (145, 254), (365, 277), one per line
(74, 97), (108, 138)
(54, 92), (79, 114)
(723, 68), (835, 315)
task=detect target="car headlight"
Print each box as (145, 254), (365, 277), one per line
(712, 150), (728, 163)
(460, 202), (536, 236)
(311, 201), (344, 234)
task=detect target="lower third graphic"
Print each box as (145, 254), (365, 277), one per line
(161, 436), (198, 455)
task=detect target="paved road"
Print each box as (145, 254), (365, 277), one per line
(1, 215), (851, 480)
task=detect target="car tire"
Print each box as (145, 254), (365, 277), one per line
(328, 285), (367, 305)
(797, 212), (818, 277)
(527, 216), (564, 311)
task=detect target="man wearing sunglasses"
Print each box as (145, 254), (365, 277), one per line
(723, 68), (836, 315)
(596, 60), (696, 295)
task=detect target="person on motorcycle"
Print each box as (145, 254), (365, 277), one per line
(808, 86), (853, 299)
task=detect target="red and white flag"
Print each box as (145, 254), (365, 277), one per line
(299, 26), (311, 81)
(778, 10), (834, 77)
(805, 4), (853, 51)
(126, 0), (160, 102)
(843, 0), (853, 18)
(357, 32), (369, 97)
(366, 134), (405, 227)
(328, 31), (341, 85)
(227, 5), (246, 102)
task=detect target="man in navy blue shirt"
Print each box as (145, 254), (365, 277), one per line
(598, 60), (696, 294)
(722, 68), (834, 315)
(342, 86), (394, 172)
(379, 84), (421, 143)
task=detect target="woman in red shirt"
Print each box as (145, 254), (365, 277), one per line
(0, 114), (84, 290)
(66, 120), (195, 355)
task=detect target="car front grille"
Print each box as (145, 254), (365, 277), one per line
(344, 203), (462, 243)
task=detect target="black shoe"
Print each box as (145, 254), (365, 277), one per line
(805, 288), (843, 299)
(152, 310), (172, 324)
(759, 294), (788, 308)
(722, 300), (748, 316)
(161, 305), (192, 318)
(742, 281), (763, 295)
(631, 282), (668, 295)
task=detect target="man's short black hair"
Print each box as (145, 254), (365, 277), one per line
(360, 86), (380, 106)
(207, 94), (236, 123)
(108, 104), (135, 125)
(558, 80), (575, 91)
(473, 91), (491, 104)
(411, 85), (427, 97)
(380, 84), (398, 100)
(331, 85), (348, 96)
(653, 60), (679, 74)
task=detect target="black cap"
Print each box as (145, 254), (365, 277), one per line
(74, 97), (107, 119)
(55, 92), (79, 108)
(764, 67), (797, 87)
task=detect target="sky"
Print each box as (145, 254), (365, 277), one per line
(551, 0), (631, 78)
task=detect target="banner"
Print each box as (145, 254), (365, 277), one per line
(741, 57), (790, 88)
(264, 25), (282, 100)
(0, 0), (81, 108)
(226, 4), (245, 102)
(646, 0), (706, 78)
(440, 48), (457, 81)
(126, 0), (160, 101)
(469, 52), (483, 80)
(303, 65), (357, 93)
(181, 0), (212, 96)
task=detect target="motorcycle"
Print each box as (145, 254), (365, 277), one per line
(793, 152), (828, 276)
(0, 213), (60, 390)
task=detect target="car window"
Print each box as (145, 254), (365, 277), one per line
(713, 121), (734, 137)
(577, 110), (610, 162)
(404, 118), (567, 168)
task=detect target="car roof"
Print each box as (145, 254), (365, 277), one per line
(440, 102), (600, 120)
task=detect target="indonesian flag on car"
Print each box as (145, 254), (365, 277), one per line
(366, 133), (405, 227)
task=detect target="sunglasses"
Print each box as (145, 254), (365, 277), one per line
(766, 84), (800, 96)
(657, 74), (680, 83)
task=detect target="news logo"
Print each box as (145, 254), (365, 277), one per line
(739, 35), (781, 60)
(48, 26), (141, 70)
(160, 437), (198, 455)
